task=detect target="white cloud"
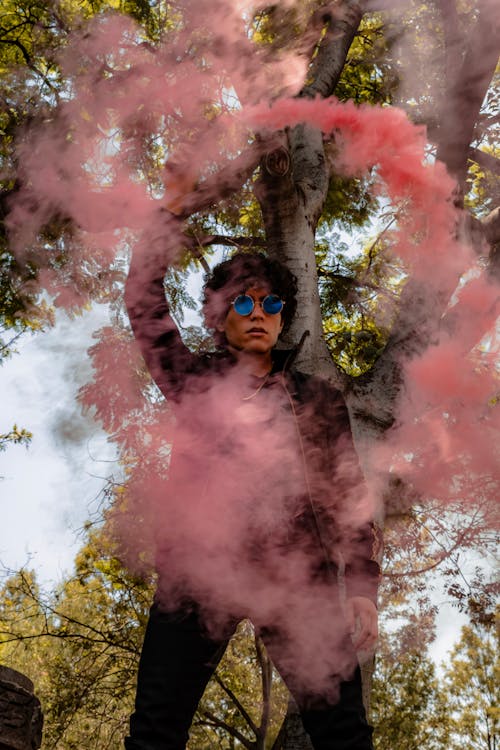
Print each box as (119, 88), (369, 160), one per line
(0, 305), (117, 587)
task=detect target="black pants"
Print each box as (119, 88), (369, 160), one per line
(124, 603), (374, 750)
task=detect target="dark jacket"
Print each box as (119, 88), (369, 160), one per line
(125, 252), (381, 605)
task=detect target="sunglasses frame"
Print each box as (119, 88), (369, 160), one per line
(230, 293), (285, 316)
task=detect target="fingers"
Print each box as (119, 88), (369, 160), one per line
(352, 615), (377, 652)
(345, 599), (356, 633)
(346, 596), (378, 653)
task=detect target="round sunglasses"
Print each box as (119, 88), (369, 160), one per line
(231, 293), (285, 316)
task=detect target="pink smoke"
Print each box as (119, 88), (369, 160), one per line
(5, 2), (499, 691)
(378, 273), (499, 506)
(105, 363), (371, 694)
(245, 97), (471, 286)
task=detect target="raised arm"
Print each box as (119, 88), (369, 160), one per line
(124, 217), (198, 402)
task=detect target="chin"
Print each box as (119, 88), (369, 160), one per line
(244, 342), (273, 354)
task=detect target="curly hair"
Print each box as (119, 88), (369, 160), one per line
(202, 252), (298, 346)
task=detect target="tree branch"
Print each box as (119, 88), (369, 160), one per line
(255, 1), (367, 379)
(191, 234), (266, 249)
(483, 206), (500, 246)
(213, 672), (259, 737)
(175, 137), (282, 221)
(318, 268), (399, 299)
(182, 233), (265, 274)
(198, 709), (255, 749)
(300, 2), (364, 99)
(0, 38), (58, 93)
(468, 148), (500, 177)
(255, 635), (272, 741)
(435, 2), (500, 193)
(0, 36), (32, 66)
(436, 0), (463, 93)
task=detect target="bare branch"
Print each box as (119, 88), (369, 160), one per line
(0, 38), (58, 93)
(213, 672), (259, 737)
(254, 635), (272, 740)
(198, 709), (255, 749)
(192, 234), (266, 249)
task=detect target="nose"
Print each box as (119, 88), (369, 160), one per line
(250, 301), (266, 319)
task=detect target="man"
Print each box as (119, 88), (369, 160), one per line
(123, 227), (379, 750)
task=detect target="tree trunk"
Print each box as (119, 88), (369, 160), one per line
(255, 124), (336, 380)
(255, 6), (372, 747)
(435, 0), (500, 194)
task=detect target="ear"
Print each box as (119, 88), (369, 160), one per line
(216, 322), (226, 333)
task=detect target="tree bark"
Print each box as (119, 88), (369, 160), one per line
(256, 0), (367, 380)
(255, 5), (369, 748)
(255, 125), (336, 380)
(435, 0), (500, 193)
(300, 2), (364, 99)
(483, 206), (500, 280)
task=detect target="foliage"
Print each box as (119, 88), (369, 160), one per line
(371, 649), (451, 750)
(0, 423), (32, 479)
(191, 620), (289, 750)
(0, 526), (289, 750)
(2, 538), (497, 750)
(335, 14), (393, 106)
(0, 424), (32, 452)
(371, 604), (499, 750)
(0, 248), (54, 361)
(0, 0), (498, 366)
(465, 143), (500, 218)
(0, 528), (152, 748)
(441, 609), (499, 750)
(317, 231), (404, 375)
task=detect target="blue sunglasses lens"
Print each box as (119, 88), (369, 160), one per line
(262, 295), (283, 315)
(233, 294), (255, 315)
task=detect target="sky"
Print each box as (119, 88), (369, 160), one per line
(0, 305), (117, 585)
(0, 265), (207, 586)
(0, 297), (468, 666)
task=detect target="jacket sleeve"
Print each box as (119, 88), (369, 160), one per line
(322, 382), (382, 605)
(341, 519), (382, 605)
(124, 233), (198, 402)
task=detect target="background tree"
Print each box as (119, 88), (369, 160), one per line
(0, 0), (499, 747)
(0, 526), (291, 749)
(4, 538), (496, 750)
(0, 527), (151, 748)
(370, 629), (451, 749)
(441, 607), (499, 750)
(191, 620), (289, 750)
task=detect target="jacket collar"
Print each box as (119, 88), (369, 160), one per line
(271, 348), (294, 374)
(272, 331), (309, 374)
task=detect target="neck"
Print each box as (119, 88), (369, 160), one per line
(228, 348), (273, 377)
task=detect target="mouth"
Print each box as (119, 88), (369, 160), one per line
(247, 327), (267, 334)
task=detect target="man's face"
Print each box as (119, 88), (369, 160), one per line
(218, 286), (284, 354)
